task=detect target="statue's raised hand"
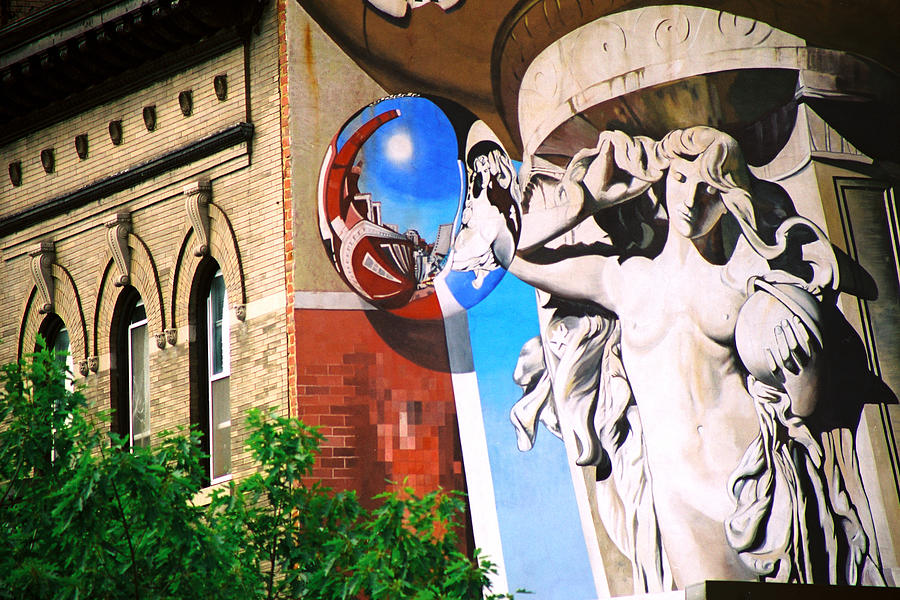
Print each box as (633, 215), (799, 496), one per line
(565, 133), (658, 215)
(517, 131), (657, 250)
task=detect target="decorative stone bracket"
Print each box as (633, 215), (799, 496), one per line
(29, 241), (55, 314)
(106, 211), (131, 287)
(184, 178), (211, 257)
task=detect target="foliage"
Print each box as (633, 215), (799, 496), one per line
(0, 343), (515, 599)
(0, 342), (249, 599)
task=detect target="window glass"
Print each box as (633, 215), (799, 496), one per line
(41, 317), (74, 391)
(41, 317), (73, 461)
(210, 272), (226, 375)
(129, 299), (150, 448)
(51, 325), (70, 355)
(206, 268), (230, 482)
(54, 326), (74, 392)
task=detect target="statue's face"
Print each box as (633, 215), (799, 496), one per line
(666, 156), (727, 239)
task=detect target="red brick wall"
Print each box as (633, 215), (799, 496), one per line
(277, 0), (297, 419)
(295, 308), (465, 510)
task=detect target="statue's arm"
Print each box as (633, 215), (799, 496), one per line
(508, 251), (620, 310)
(518, 136), (655, 251)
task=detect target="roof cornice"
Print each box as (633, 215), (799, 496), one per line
(0, 0), (266, 132)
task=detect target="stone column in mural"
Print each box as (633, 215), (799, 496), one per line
(500, 4), (899, 594)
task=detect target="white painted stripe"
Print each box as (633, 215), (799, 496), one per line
(438, 297), (509, 597)
(449, 368), (509, 597)
(294, 290), (376, 310)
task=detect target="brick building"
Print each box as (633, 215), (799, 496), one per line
(0, 0), (466, 513)
(0, 0), (287, 486)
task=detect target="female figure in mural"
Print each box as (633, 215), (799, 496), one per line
(451, 139), (521, 288)
(508, 127), (884, 588)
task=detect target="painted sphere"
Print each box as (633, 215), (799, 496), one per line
(317, 95), (521, 319)
(734, 280), (822, 387)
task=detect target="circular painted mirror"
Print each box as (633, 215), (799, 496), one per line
(318, 94), (520, 319)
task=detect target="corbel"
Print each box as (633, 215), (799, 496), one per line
(154, 332), (166, 349)
(29, 241), (55, 314)
(184, 178), (211, 257)
(106, 211), (131, 287)
(234, 304), (246, 322)
(178, 90), (193, 116)
(78, 360), (89, 377)
(142, 105), (157, 131)
(40, 148), (55, 173)
(165, 328), (178, 346)
(213, 74), (227, 101)
(88, 356), (99, 373)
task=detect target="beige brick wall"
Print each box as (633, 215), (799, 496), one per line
(285, 1), (387, 293)
(0, 46), (246, 221)
(0, 0), (288, 484)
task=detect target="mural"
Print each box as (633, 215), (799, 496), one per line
(508, 127), (887, 590)
(318, 94), (520, 319)
(311, 3), (900, 597)
(365, 0), (460, 19)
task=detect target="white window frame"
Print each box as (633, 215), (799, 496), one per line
(128, 299), (150, 449)
(51, 324), (74, 393)
(207, 269), (231, 484)
(48, 321), (73, 462)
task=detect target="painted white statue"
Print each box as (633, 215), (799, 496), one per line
(452, 139), (521, 288)
(508, 127), (887, 591)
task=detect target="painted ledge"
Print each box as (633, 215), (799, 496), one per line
(294, 291), (375, 310)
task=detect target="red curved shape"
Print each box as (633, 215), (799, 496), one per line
(323, 109), (401, 222)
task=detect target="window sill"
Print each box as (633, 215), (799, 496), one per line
(191, 477), (233, 507)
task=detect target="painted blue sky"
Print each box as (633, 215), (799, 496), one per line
(336, 96), (462, 243)
(468, 273), (597, 600)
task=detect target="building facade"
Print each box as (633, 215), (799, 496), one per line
(0, 0), (290, 487)
(0, 0), (467, 519)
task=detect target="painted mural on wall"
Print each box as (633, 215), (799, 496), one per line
(508, 127), (888, 590)
(313, 3), (900, 598)
(320, 117), (896, 596)
(318, 94), (520, 319)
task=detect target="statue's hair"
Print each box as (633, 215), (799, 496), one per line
(657, 127), (755, 230)
(597, 127), (836, 289)
(596, 127), (754, 228)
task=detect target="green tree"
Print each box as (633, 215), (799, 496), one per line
(0, 343), (514, 599)
(0, 342), (250, 599)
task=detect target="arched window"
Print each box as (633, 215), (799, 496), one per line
(191, 262), (231, 483)
(38, 313), (73, 390)
(112, 287), (150, 449)
(37, 313), (73, 461)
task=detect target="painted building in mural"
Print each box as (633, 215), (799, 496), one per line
(2, 1), (899, 599)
